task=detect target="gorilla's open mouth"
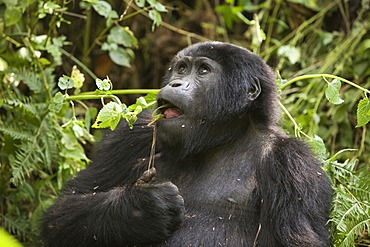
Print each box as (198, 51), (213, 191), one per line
(157, 99), (183, 119)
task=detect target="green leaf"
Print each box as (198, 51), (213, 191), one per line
(92, 1), (112, 17)
(61, 130), (89, 161)
(5, 6), (22, 27)
(58, 76), (74, 90)
(147, 0), (167, 12)
(108, 10), (119, 19)
(124, 105), (142, 128)
(0, 57), (8, 71)
(109, 47), (131, 67)
(108, 26), (138, 48)
(325, 79), (344, 105)
(92, 102), (124, 130)
(277, 45), (301, 65)
(49, 92), (65, 113)
(135, 0), (145, 7)
(85, 107), (98, 131)
(17, 69), (42, 93)
(128, 92), (158, 111)
(95, 77), (111, 91)
(356, 97), (370, 127)
(101, 42), (118, 51)
(72, 121), (85, 138)
(148, 10), (162, 31)
(0, 125), (32, 140)
(308, 135), (327, 161)
(39, 58), (51, 66)
(45, 36), (67, 65)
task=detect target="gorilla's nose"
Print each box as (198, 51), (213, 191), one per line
(168, 80), (190, 89)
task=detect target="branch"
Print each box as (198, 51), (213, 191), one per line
(280, 74), (370, 95)
(66, 89), (159, 101)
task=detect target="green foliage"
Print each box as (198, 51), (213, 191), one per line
(145, 0), (168, 31)
(325, 79), (344, 105)
(0, 70), (88, 245)
(95, 77), (112, 91)
(277, 45), (301, 65)
(92, 101), (124, 130)
(0, 0), (369, 246)
(357, 97), (370, 127)
(325, 157), (370, 246)
(0, 0), (165, 245)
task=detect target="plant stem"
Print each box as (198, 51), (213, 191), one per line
(280, 74), (370, 94)
(66, 89), (159, 101)
(278, 101), (310, 139)
(82, 7), (92, 66)
(126, 0), (209, 42)
(60, 48), (97, 80)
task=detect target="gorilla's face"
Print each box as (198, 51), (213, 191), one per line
(155, 55), (221, 154)
(155, 42), (277, 157)
(157, 56), (222, 122)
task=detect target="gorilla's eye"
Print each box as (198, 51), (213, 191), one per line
(198, 64), (210, 75)
(177, 63), (188, 74)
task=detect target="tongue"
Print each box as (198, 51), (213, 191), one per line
(164, 108), (181, 119)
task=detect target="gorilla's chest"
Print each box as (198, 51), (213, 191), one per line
(159, 150), (258, 210)
(155, 152), (260, 246)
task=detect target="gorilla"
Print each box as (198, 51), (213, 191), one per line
(41, 42), (332, 247)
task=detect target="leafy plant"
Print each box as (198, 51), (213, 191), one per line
(0, 0), (167, 245)
(0, 0), (369, 246)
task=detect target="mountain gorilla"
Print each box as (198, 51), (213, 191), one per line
(41, 42), (332, 247)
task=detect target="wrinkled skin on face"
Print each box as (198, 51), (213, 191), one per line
(155, 42), (278, 157)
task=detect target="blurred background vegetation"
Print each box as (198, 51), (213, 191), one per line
(0, 0), (369, 246)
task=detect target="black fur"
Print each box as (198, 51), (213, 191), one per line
(41, 42), (332, 247)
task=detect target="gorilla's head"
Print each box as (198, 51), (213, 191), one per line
(156, 42), (279, 158)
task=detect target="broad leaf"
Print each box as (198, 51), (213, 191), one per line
(147, 0), (167, 12)
(128, 92), (158, 111)
(148, 10), (162, 31)
(356, 97), (370, 127)
(277, 45), (301, 65)
(135, 0), (145, 8)
(58, 76), (74, 90)
(49, 92), (65, 113)
(92, 1), (112, 18)
(95, 77), (111, 91)
(109, 48), (131, 67)
(92, 102), (123, 130)
(325, 79), (344, 105)
(108, 26), (138, 48)
(5, 6), (22, 27)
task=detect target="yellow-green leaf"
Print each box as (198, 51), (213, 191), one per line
(71, 66), (85, 89)
(92, 102), (123, 130)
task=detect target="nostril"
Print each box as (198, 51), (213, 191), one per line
(170, 82), (182, 87)
(169, 80), (190, 88)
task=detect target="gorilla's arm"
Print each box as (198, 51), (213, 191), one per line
(41, 179), (184, 247)
(41, 112), (184, 247)
(256, 136), (332, 247)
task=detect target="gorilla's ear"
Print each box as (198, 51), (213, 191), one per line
(246, 77), (261, 100)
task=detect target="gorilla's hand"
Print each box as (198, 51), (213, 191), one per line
(135, 167), (157, 185)
(128, 170), (185, 243)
